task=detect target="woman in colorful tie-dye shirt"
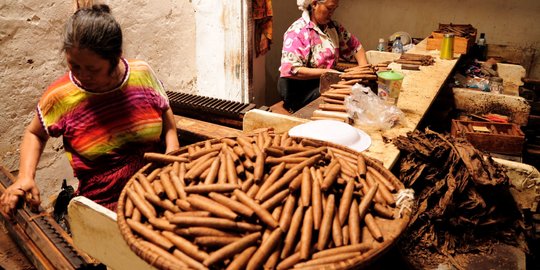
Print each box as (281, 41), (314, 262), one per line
(278, 0), (368, 112)
(0, 4), (179, 214)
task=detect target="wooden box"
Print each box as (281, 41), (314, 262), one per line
(451, 120), (525, 155)
(426, 23), (477, 54)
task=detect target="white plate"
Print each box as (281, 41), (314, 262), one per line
(288, 120), (371, 152)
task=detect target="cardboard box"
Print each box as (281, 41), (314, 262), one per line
(451, 120), (525, 155)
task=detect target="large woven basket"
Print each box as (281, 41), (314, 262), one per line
(117, 134), (411, 270)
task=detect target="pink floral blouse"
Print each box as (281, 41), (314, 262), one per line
(279, 13), (362, 77)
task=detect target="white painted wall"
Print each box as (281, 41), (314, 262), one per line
(0, 0), (198, 208)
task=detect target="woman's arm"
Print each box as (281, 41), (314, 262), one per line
(288, 67), (339, 80)
(1, 115), (48, 216)
(354, 47), (368, 66)
(162, 108), (180, 154)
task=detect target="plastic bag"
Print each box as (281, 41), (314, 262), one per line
(344, 84), (404, 130)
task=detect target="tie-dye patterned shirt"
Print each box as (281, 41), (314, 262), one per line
(279, 12), (362, 77)
(37, 59), (168, 178)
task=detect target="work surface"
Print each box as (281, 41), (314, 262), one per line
(245, 39), (460, 169)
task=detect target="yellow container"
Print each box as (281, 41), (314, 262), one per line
(440, 33), (454, 60)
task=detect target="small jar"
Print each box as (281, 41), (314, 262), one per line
(489, 77), (504, 94)
(440, 33), (454, 60)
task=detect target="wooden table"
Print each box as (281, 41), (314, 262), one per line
(245, 39), (461, 169)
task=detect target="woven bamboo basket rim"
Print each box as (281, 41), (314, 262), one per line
(117, 135), (411, 270)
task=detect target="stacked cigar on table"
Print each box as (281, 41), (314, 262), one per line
(313, 63), (391, 123)
(119, 131), (403, 270)
(393, 53), (435, 70)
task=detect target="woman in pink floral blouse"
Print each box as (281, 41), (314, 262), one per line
(278, 0), (368, 112)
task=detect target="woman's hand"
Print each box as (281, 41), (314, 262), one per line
(0, 179), (41, 218)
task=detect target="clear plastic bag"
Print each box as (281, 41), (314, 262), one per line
(344, 84), (404, 130)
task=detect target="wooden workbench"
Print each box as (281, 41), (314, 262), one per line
(245, 39), (461, 169)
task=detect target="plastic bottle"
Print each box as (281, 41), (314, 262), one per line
(376, 38), (386, 52)
(391, 36), (403, 54)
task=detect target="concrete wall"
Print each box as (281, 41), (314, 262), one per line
(265, 0), (540, 105)
(0, 0), (197, 208)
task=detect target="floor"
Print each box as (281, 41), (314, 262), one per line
(0, 222), (34, 270)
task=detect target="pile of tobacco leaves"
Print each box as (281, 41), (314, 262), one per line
(393, 129), (528, 267)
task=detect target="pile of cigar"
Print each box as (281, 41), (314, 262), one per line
(313, 63), (390, 123)
(120, 132), (403, 270)
(394, 53), (435, 70)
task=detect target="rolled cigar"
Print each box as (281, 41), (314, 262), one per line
(136, 173), (157, 197)
(152, 180), (165, 198)
(265, 146), (285, 157)
(323, 97), (345, 105)
(261, 189), (289, 211)
(279, 194), (297, 231)
(332, 210), (343, 247)
(339, 78), (362, 85)
(186, 194), (238, 220)
(317, 194), (335, 250)
(301, 167), (312, 207)
(217, 154), (227, 184)
(126, 188), (155, 219)
(144, 193), (179, 213)
(203, 232), (261, 267)
(338, 179), (354, 224)
(221, 138), (237, 147)
(203, 156), (221, 184)
(195, 236), (242, 248)
(246, 228), (284, 270)
(174, 227), (238, 238)
(339, 74), (377, 80)
(276, 252), (302, 270)
(281, 205), (304, 259)
(367, 166), (396, 192)
(148, 217), (176, 231)
(184, 183), (239, 194)
(146, 167), (162, 182)
(162, 231), (210, 262)
(329, 83), (353, 89)
(226, 246), (257, 270)
(326, 88), (352, 95)
(255, 162), (286, 200)
(173, 211), (212, 217)
(127, 219), (174, 251)
(246, 183), (260, 198)
(284, 146), (326, 158)
(293, 251), (361, 268)
(137, 240), (188, 268)
(358, 183), (378, 221)
(300, 207), (314, 259)
(171, 249), (208, 270)
(241, 176), (254, 192)
(169, 216), (262, 232)
(364, 213), (383, 242)
(237, 136), (257, 160)
(321, 163), (341, 191)
(288, 173), (303, 192)
(321, 92), (348, 100)
(266, 156), (307, 164)
(170, 170), (187, 200)
(233, 189), (279, 229)
(312, 110), (349, 122)
(144, 152), (189, 164)
(185, 158), (216, 181)
(342, 224), (350, 246)
(208, 192), (254, 217)
(264, 242), (282, 270)
(349, 199), (361, 244)
(319, 103), (347, 112)
(124, 196), (134, 218)
(189, 145), (221, 161)
(311, 243), (372, 259)
(159, 171), (178, 201)
(357, 155), (367, 178)
(186, 152), (218, 171)
(225, 151), (238, 185)
(367, 172), (395, 206)
(175, 199), (194, 212)
(311, 168), (323, 230)
(373, 203), (395, 219)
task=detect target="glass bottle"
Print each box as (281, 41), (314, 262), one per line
(476, 33), (487, 61)
(489, 76), (503, 94)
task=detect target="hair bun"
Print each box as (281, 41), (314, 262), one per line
(92, 4), (111, 13)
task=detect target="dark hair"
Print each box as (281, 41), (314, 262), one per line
(63, 4), (122, 74)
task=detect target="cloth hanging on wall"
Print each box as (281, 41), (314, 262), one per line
(253, 0), (273, 56)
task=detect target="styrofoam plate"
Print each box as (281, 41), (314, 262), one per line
(288, 120), (371, 152)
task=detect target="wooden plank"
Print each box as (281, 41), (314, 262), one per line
(68, 197), (155, 270)
(174, 114), (244, 144)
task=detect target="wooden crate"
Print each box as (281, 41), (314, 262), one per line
(451, 120), (525, 155)
(426, 34), (475, 54)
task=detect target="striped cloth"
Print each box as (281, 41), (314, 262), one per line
(37, 59), (169, 209)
